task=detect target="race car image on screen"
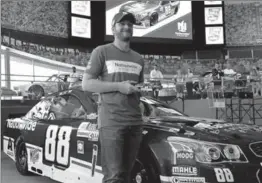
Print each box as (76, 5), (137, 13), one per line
(119, 1), (180, 28)
(106, 1), (192, 39)
(3, 87), (262, 183)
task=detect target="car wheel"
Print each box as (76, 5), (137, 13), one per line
(174, 5), (179, 14)
(150, 13), (158, 26)
(29, 85), (44, 99)
(130, 157), (160, 183)
(15, 138), (29, 175)
(174, 4), (180, 15)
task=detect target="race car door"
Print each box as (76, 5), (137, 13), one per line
(74, 92), (102, 180)
(44, 92), (102, 182)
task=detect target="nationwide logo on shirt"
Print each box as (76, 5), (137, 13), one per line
(106, 60), (142, 75)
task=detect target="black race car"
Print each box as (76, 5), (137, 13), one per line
(119, 1), (180, 28)
(3, 88), (262, 183)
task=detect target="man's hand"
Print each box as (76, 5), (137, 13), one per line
(117, 80), (141, 95)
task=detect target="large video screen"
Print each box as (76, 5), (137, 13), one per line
(106, 1), (192, 40)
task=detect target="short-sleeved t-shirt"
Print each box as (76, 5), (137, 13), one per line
(85, 43), (144, 128)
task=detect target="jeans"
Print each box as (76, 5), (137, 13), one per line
(99, 125), (143, 183)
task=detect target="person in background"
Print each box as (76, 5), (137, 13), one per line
(174, 69), (185, 100)
(82, 12), (144, 183)
(248, 67), (260, 97)
(185, 68), (194, 99)
(150, 64), (163, 98)
(150, 64), (163, 80)
(223, 62), (236, 76)
(257, 67), (262, 96)
(68, 66), (81, 87)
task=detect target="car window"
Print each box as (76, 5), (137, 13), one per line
(47, 94), (87, 120)
(47, 76), (58, 82)
(25, 99), (52, 120)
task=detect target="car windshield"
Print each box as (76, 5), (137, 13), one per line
(46, 76), (58, 82)
(141, 98), (185, 118)
(145, 1), (159, 5)
(149, 105), (184, 117)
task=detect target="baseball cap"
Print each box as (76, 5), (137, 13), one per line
(112, 12), (136, 26)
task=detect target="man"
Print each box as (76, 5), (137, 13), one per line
(82, 12), (144, 183)
(150, 64), (163, 98)
(68, 66), (81, 87)
(223, 62), (236, 76)
(150, 64), (163, 80)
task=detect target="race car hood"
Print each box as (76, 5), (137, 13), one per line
(146, 116), (262, 144)
(121, 2), (157, 14)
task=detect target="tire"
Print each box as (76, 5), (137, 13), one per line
(150, 13), (158, 26)
(130, 151), (160, 183)
(28, 85), (44, 99)
(15, 138), (30, 175)
(174, 4), (179, 14)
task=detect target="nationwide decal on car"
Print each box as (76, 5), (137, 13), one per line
(77, 122), (99, 141)
(6, 118), (37, 131)
(77, 140), (84, 154)
(30, 148), (41, 164)
(172, 176), (205, 183)
(172, 166), (198, 176)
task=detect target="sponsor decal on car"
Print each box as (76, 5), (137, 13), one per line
(77, 140), (84, 154)
(59, 90), (72, 95)
(214, 168), (234, 182)
(86, 113), (98, 120)
(172, 166), (198, 176)
(7, 138), (14, 158)
(176, 151), (194, 159)
(172, 176), (205, 183)
(176, 151), (195, 165)
(77, 122), (99, 141)
(7, 118), (37, 131)
(30, 148), (41, 164)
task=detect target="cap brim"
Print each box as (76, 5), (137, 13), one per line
(119, 14), (136, 24)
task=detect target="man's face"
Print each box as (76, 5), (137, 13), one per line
(113, 20), (133, 42)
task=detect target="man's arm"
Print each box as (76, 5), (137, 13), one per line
(82, 73), (121, 93)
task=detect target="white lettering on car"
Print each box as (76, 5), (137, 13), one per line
(7, 118), (37, 131)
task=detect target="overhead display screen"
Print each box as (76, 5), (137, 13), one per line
(106, 1), (193, 40)
(71, 1), (91, 16)
(71, 16), (91, 39)
(205, 7), (223, 25)
(205, 26), (224, 45)
(204, 1), (222, 5)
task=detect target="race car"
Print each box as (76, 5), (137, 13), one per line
(3, 87), (262, 183)
(13, 74), (71, 99)
(119, 1), (180, 28)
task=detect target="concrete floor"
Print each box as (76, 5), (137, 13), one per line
(1, 152), (56, 183)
